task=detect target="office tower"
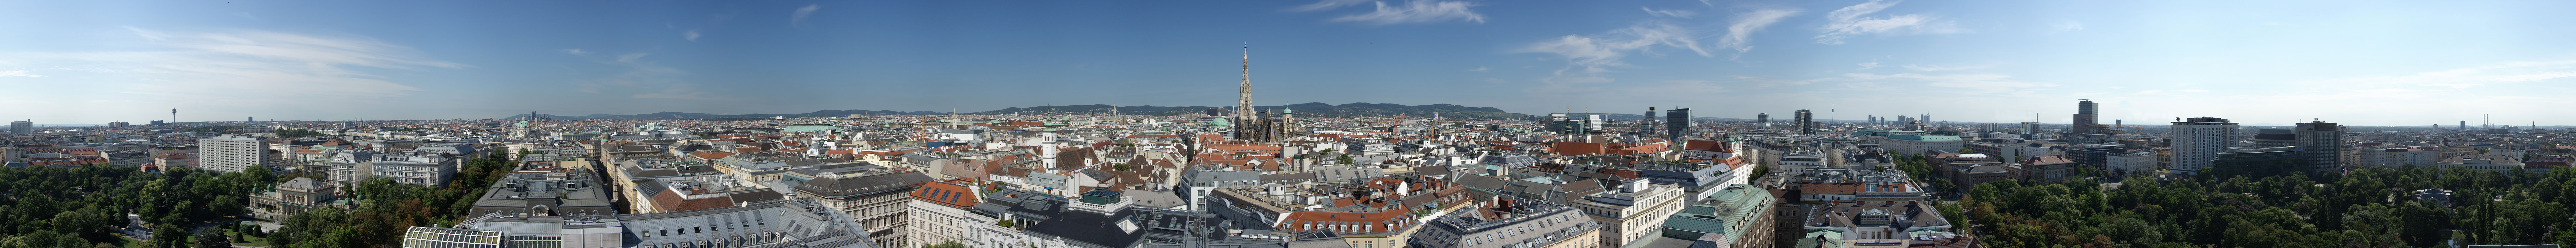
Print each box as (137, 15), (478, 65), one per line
(1642, 107), (1658, 137)
(1920, 114), (1930, 125)
(2461, 121), (2468, 129)
(1576, 114), (1597, 132)
(198, 134), (271, 173)
(1665, 108), (1690, 141)
(108, 122), (129, 128)
(1756, 113), (1771, 131)
(247, 116), (255, 122)
(2295, 121), (2344, 171)
(1548, 113), (1572, 133)
(1792, 110), (1815, 135)
(8, 120), (30, 136)
(2250, 129), (2297, 147)
(2168, 117), (2239, 175)
(2021, 122), (2039, 135)
(2073, 100), (2101, 134)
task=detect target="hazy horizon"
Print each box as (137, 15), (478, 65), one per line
(7, 0), (2574, 126)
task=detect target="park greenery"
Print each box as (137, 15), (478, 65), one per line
(0, 166), (275, 248)
(267, 150), (520, 248)
(1968, 165), (2576, 248)
(0, 149), (519, 248)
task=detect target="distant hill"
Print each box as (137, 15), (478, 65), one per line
(974, 102), (1534, 120)
(505, 109), (946, 121)
(974, 105), (1221, 116)
(501, 102), (1536, 121)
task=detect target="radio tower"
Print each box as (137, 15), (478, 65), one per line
(170, 108), (178, 124)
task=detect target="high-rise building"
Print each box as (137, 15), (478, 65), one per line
(2296, 121), (2344, 171)
(1792, 110), (1814, 135)
(247, 116), (255, 122)
(2073, 100), (2102, 134)
(2168, 117), (2239, 175)
(1586, 114), (1605, 131)
(1547, 113), (1574, 133)
(1665, 108), (1690, 141)
(1755, 113), (1771, 131)
(8, 120), (30, 136)
(198, 134), (270, 173)
(1642, 107), (1658, 137)
(107, 122), (129, 128)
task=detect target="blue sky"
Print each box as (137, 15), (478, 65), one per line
(5, 0), (2575, 126)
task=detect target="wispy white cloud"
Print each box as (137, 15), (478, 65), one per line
(2051, 21), (2085, 32)
(0, 70), (43, 78)
(2178, 89), (2208, 93)
(87, 27), (463, 98)
(1717, 8), (1800, 54)
(1856, 62), (1879, 70)
(1326, 0), (1487, 25)
(1290, 0), (1374, 11)
(562, 49), (590, 55)
(1814, 0), (1961, 44)
(1900, 63), (1991, 71)
(1844, 72), (2053, 93)
(791, 4), (821, 28)
(1469, 67), (1489, 72)
(2132, 90), (2163, 95)
(2300, 60), (2576, 88)
(567, 52), (728, 101)
(684, 29), (702, 41)
(1520, 22), (1709, 76)
(1642, 7), (1697, 18)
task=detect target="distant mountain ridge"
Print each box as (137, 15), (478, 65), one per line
(504, 109), (947, 121)
(973, 102), (1534, 120)
(505, 102), (1536, 121)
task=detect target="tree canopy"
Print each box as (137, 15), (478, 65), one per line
(1969, 166), (2576, 248)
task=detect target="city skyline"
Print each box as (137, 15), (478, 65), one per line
(6, 0), (2576, 125)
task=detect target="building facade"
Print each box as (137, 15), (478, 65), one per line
(198, 134), (269, 173)
(1571, 180), (1686, 248)
(791, 171), (930, 247)
(2166, 117), (2238, 175)
(398, 199), (872, 248)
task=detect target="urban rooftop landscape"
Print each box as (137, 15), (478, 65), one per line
(5, 1), (2576, 248)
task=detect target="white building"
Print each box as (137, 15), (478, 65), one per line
(2167, 117), (2238, 175)
(397, 199), (872, 248)
(7, 120), (29, 136)
(2358, 146), (2440, 168)
(1571, 180), (1685, 248)
(371, 151), (459, 186)
(2107, 150), (2157, 176)
(198, 134), (270, 173)
(899, 182), (982, 246)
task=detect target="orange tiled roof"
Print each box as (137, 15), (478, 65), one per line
(909, 182), (980, 209)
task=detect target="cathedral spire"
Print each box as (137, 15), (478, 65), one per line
(1236, 43), (1254, 122)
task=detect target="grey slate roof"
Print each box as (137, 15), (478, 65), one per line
(791, 172), (930, 197)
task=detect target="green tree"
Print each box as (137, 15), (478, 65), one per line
(925, 240), (969, 248)
(190, 228), (228, 248)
